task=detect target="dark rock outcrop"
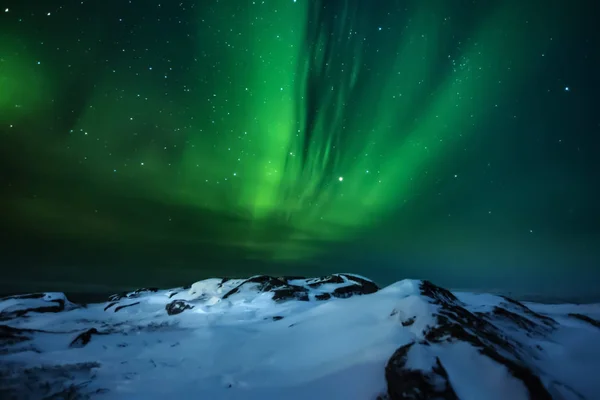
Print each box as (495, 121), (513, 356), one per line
(386, 342), (458, 400)
(0, 325), (34, 346)
(339, 274), (380, 294)
(104, 301), (118, 311)
(96, 274), (379, 320)
(331, 282), (378, 299)
(108, 287), (159, 302)
(384, 280), (555, 400)
(0, 293), (71, 320)
(272, 287), (310, 302)
(568, 313), (600, 328)
(222, 275), (292, 300)
(221, 273), (379, 303)
(166, 300), (194, 316)
(0, 361), (103, 399)
(315, 293), (331, 301)
(216, 278), (231, 288)
(69, 328), (106, 348)
(306, 275), (345, 287)
(114, 302), (141, 313)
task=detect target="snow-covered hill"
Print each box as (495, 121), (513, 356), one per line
(1, 274), (599, 399)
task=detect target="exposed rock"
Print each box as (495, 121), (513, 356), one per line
(114, 302), (141, 313)
(103, 301), (118, 311)
(131, 287), (159, 295)
(499, 296), (557, 328)
(0, 361), (103, 399)
(315, 293), (331, 301)
(385, 342), (458, 400)
(387, 280), (553, 400)
(272, 286), (309, 302)
(0, 293), (73, 320)
(383, 280), (559, 399)
(491, 306), (553, 337)
(331, 282), (377, 299)
(216, 278), (231, 288)
(419, 280), (459, 304)
(108, 287), (159, 302)
(306, 275), (345, 287)
(0, 325), (33, 346)
(0, 275), (596, 399)
(166, 300), (194, 316)
(568, 313), (600, 328)
(306, 274), (378, 293)
(222, 275), (286, 299)
(218, 274), (378, 303)
(69, 328), (105, 348)
(107, 292), (127, 302)
(280, 276), (306, 281)
(341, 274), (380, 294)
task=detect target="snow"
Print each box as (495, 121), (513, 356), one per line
(0, 292), (73, 314)
(1, 275), (599, 399)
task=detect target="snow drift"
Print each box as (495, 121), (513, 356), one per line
(1, 274), (599, 399)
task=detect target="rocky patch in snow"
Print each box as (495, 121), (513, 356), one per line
(0, 292), (78, 321)
(0, 361), (106, 400)
(95, 273), (381, 317)
(383, 280), (556, 400)
(219, 273), (379, 303)
(568, 313), (600, 329)
(0, 275), (598, 400)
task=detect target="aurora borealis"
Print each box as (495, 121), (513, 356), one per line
(1, 0), (599, 298)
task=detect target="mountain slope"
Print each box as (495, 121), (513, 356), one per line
(1, 274), (599, 399)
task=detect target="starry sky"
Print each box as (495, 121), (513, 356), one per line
(1, 0), (599, 299)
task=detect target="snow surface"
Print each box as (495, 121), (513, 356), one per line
(1, 275), (599, 399)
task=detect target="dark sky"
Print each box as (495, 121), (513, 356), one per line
(1, 0), (598, 300)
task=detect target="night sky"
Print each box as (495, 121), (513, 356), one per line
(1, 0), (598, 299)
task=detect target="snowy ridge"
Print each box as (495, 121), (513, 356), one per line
(0, 274), (599, 399)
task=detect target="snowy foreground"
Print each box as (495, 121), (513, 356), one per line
(1, 274), (600, 400)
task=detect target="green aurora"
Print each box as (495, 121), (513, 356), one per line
(1, 0), (598, 296)
(2, 1), (550, 256)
